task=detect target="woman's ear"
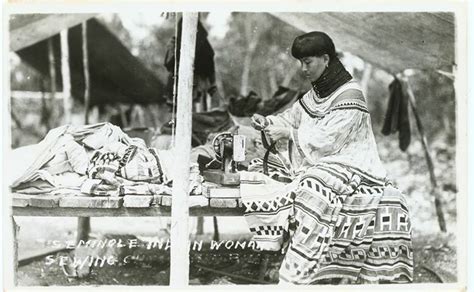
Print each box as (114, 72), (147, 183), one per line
(323, 54), (330, 67)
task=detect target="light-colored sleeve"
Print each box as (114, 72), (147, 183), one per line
(266, 101), (302, 129)
(291, 109), (366, 163)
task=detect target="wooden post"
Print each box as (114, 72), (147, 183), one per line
(402, 76), (447, 232)
(60, 29), (72, 124)
(47, 38), (57, 127)
(82, 21), (91, 124)
(78, 23), (92, 242)
(170, 12), (198, 287)
(171, 13), (180, 145)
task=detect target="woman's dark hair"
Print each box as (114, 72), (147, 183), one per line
(291, 31), (337, 61)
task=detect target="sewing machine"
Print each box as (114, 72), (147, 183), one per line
(202, 132), (246, 186)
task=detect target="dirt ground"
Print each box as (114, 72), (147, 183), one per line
(13, 217), (457, 286)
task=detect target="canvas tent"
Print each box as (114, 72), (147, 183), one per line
(270, 12), (455, 74)
(10, 14), (165, 105)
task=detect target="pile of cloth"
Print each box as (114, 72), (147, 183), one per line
(10, 122), (202, 197)
(228, 86), (302, 117)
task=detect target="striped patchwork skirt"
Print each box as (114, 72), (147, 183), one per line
(240, 162), (414, 284)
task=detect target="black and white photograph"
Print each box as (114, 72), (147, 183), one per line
(2, 2), (469, 290)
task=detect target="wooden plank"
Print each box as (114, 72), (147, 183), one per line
(123, 195), (154, 208)
(189, 196), (209, 208)
(154, 195), (208, 208)
(59, 196), (123, 209)
(152, 194), (162, 206)
(210, 198), (238, 209)
(160, 195), (172, 207)
(237, 199), (243, 208)
(11, 193), (31, 207)
(29, 195), (61, 208)
(12, 206), (244, 217)
(202, 183), (240, 199)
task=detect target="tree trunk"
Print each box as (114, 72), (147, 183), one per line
(360, 63), (372, 97)
(240, 21), (260, 96)
(40, 79), (51, 131)
(60, 29), (72, 124)
(82, 22), (91, 124)
(47, 38), (57, 127)
(268, 70), (278, 97)
(170, 12), (198, 287)
(282, 65), (298, 88)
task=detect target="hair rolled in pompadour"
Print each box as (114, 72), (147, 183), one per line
(291, 31), (337, 62)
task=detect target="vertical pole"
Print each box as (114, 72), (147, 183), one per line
(171, 13), (180, 146)
(60, 29), (72, 124)
(170, 12), (198, 287)
(82, 21), (91, 124)
(61, 25), (92, 242)
(47, 38), (57, 127)
(402, 76), (447, 232)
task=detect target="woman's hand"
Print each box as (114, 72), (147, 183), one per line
(251, 114), (269, 130)
(265, 125), (290, 142)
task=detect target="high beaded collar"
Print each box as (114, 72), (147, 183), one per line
(311, 58), (353, 99)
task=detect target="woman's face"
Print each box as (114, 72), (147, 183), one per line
(299, 55), (329, 82)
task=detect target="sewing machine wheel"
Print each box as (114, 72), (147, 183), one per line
(212, 132), (233, 161)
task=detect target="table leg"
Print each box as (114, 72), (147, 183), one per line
(76, 217), (90, 243)
(12, 217), (19, 286)
(212, 216), (219, 241)
(196, 217), (204, 235)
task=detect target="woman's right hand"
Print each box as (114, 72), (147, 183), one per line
(251, 114), (269, 130)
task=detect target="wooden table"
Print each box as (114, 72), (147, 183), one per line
(10, 191), (245, 285)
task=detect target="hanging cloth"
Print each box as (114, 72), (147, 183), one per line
(381, 77), (411, 151)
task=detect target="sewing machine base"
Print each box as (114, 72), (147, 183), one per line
(202, 169), (240, 186)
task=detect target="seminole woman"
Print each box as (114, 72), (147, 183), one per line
(247, 32), (414, 284)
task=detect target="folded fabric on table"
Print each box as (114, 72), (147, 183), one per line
(11, 122), (204, 198)
(11, 123), (135, 193)
(81, 179), (120, 197)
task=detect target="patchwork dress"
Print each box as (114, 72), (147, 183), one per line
(241, 80), (414, 284)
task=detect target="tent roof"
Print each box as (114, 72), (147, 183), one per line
(10, 14), (165, 105)
(270, 12), (455, 73)
(10, 14), (96, 52)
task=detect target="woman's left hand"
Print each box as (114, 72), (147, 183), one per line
(265, 125), (290, 142)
